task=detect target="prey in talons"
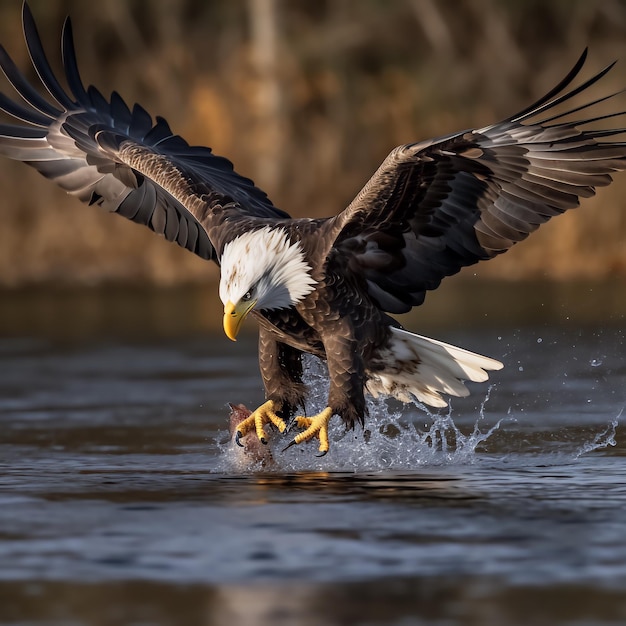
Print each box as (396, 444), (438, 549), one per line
(231, 402), (335, 457)
(233, 399), (287, 447)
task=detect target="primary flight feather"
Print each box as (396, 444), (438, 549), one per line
(1, 4), (625, 454)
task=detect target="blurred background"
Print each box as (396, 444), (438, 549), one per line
(0, 0), (625, 334)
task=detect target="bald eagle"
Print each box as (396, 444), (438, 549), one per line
(1, 5), (625, 455)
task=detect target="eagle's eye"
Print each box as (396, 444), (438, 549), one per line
(241, 290), (253, 302)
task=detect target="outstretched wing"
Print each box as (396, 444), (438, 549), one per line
(0, 3), (288, 262)
(332, 50), (626, 314)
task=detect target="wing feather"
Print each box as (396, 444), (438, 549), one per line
(0, 3), (288, 264)
(332, 50), (626, 313)
(21, 3), (75, 111)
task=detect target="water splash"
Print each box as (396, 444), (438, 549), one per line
(573, 409), (621, 459)
(215, 399), (506, 473)
(214, 356), (622, 473)
(215, 356), (507, 473)
(292, 399), (505, 473)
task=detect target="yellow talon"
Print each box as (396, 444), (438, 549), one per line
(295, 416), (313, 429)
(234, 400), (286, 446)
(290, 407), (334, 455)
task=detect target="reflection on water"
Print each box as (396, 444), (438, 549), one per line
(0, 283), (624, 625)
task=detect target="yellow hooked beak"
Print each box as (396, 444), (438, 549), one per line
(223, 299), (257, 341)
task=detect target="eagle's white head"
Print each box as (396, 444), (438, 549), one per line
(219, 226), (316, 340)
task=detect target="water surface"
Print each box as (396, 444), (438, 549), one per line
(0, 284), (624, 625)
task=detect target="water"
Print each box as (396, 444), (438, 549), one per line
(0, 286), (625, 625)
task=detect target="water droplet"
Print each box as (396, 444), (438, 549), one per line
(518, 366), (524, 372)
(590, 358), (603, 367)
(536, 337), (542, 344)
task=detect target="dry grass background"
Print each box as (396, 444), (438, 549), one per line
(0, 0), (625, 287)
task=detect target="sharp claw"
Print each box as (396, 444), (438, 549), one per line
(282, 439), (298, 452)
(235, 431), (244, 447)
(315, 450), (328, 458)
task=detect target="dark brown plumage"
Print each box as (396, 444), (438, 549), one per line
(1, 4), (625, 455)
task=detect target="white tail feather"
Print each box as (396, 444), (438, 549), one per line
(366, 328), (503, 408)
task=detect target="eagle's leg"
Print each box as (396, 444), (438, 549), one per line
(284, 326), (366, 456)
(234, 400), (287, 446)
(233, 326), (307, 447)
